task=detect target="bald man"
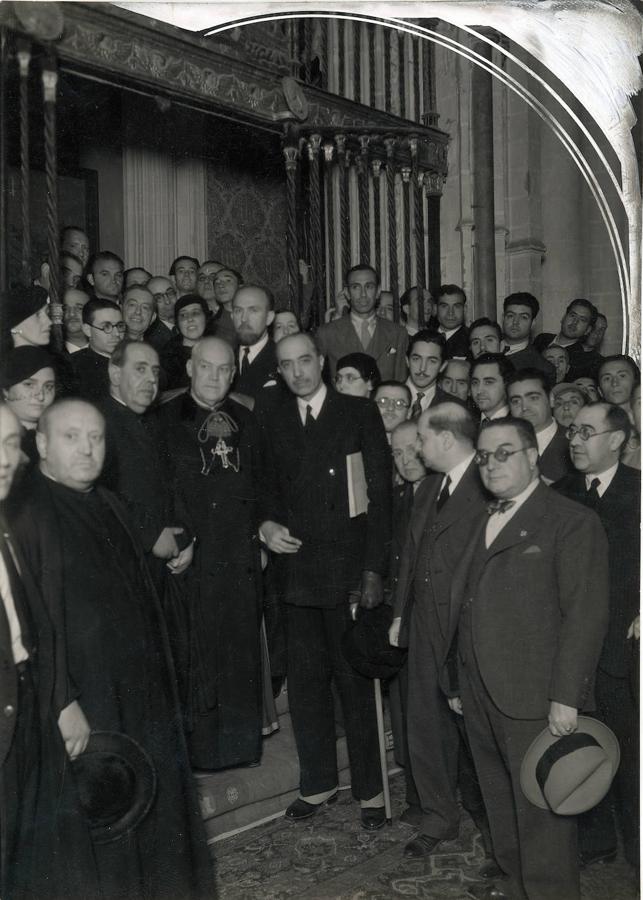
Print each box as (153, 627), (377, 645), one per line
(12, 399), (213, 900)
(161, 337), (265, 769)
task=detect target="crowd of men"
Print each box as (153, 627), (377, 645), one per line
(0, 226), (639, 900)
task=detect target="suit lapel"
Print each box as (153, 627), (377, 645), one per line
(410, 476), (441, 546)
(292, 392), (343, 489)
(432, 461), (482, 538)
(484, 481), (549, 561)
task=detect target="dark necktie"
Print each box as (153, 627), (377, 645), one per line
(487, 499), (516, 516)
(304, 404), (315, 433)
(240, 346), (250, 376)
(436, 475), (451, 512)
(410, 392), (425, 419)
(502, 345), (510, 354)
(585, 477), (600, 509)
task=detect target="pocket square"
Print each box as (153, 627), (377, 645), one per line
(522, 545), (542, 555)
(387, 346), (397, 355)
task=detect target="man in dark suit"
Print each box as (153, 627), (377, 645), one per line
(533, 298), (597, 379)
(231, 284), (281, 399)
(446, 416), (609, 900)
(259, 332), (392, 828)
(146, 275), (178, 352)
(501, 293), (555, 380)
(435, 284), (469, 359)
(405, 330), (450, 417)
(0, 403), (99, 899)
(390, 403), (492, 861)
(507, 368), (573, 483)
(316, 264), (409, 381)
(554, 403), (639, 870)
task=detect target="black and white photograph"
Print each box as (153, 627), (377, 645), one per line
(0, 1), (640, 898)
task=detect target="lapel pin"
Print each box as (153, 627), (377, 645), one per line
(520, 530), (528, 537)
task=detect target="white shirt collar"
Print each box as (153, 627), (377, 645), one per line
(65, 339), (87, 354)
(438, 325), (460, 339)
(239, 331), (269, 366)
(297, 383), (327, 424)
(536, 419), (558, 455)
(552, 333), (576, 348)
(504, 339), (529, 354)
(482, 404), (509, 422)
(585, 462), (619, 497)
(443, 451), (476, 493)
(406, 379), (436, 409)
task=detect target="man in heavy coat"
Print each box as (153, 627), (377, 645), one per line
(446, 417), (609, 900)
(12, 399), (213, 900)
(161, 336), (263, 770)
(259, 332), (392, 828)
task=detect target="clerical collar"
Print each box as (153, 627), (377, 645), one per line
(90, 346), (111, 359)
(585, 462), (618, 496)
(190, 391), (224, 412)
(109, 392), (130, 410)
(39, 467), (94, 493)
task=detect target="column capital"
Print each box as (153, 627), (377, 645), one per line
(371, 159), (382, 178)
(307, 133), (322, 160)
(401, 166), (411, 184)
(283, 144), (299, 171)
(383, 136), (396, 158)
(323, 141), (335, 164)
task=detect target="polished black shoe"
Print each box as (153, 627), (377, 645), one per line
(285, 793), (338, 821)
(478, 858), (504, 880)
(360, 806), (386, 830)
(579, 847), (617, 869)
(464, 883), (509, 900)
(399, 805), (423, 828)
(403, 834), (440, 858)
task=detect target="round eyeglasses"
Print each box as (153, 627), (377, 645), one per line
(565, 425), (616, 442)
(375, 397), (410, 410)
(90, 321), (126, 334)
(474, 446), (528, 467)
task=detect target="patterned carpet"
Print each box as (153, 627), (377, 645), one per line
(214, 772), (639, 900)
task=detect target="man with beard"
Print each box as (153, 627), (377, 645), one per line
(12, 399), (214, 900)
(0, 402), (99, 900)
(161, 337), (263, 769)
(232, 284), (281, 401)
(100, 340), (193, 591)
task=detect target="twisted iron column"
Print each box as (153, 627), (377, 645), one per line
(384, 138), (399, 320)
(372, 159), (382, 278)
(336, 134), (350, 282)
(307, 134), (323, 328)
(338, 19), (345, 96)
(42, 53), (63, 352)
(398, 32), (405, 119)
(283, 143), (300, 313)
(413, 36), (421, 122)
(358, 135), (370, 264)
(425, 175), (443, 299)
(323, 141), (335, 304)
(384, 30), (391, 112)
(320, 19), (328, 90)
(353, 22), (360, 102)
(401, 166), (411, 293)
(368, 24), (376, 107)
(410, 137), (426, 300)
(17, 39), (31, 287)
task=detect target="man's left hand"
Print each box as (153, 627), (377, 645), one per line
(167, 541), (194, 576)
(359, 571), (383, 609)
(548, 701), (578, 737)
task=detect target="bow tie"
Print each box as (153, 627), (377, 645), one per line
(487, 499), (516, 516)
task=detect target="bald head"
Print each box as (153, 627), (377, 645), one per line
(188, 337), (236, 408)
(37, 399), (105, 491)
(417, 401), (478, 473)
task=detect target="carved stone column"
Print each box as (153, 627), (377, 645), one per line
(283, 143), (300, 312)
(411, 138), (426, 297)
(42, 52), (62, 350)
(472, 41), (497, 319)
(336, 134), (350, 282)
(358, 135), (370, 264)
(384, 137), (399, 318)
(372, 159), (382, 278)
(323, 141), (335, 306)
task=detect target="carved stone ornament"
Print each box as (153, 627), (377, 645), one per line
(12, 1), (64, 43)
(281, 76), (309, 122)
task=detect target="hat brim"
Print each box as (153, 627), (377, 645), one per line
(520, 716), (620, 812)
(72, 731), (157, 844)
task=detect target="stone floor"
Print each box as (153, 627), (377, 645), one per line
(213, 772), (639, 900)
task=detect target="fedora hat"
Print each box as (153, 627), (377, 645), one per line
(342, 604), (407, 680)
(520, 717), (619, 815)
(72, 731), (157, 844)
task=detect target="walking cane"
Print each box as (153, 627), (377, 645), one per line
(373, 677), (392, 825)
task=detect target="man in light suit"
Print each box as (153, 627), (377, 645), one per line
(259, 332), (392, 829)
(315, 264), (408, 381)
(446, 416), (609, 900)
(389, 403), (492, 863)
(554, 403), (640, 870)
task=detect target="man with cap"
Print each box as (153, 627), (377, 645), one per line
(445, 416), (609, 900)
(71, 298), (126, 401)
(390, 403), (492, 865)
(161, 337), (264, 769)
(0, 402), (101, 900)
(3, 284), (51, 352)
(2, 347), (56, 464)
(159, 293), (209, 390)
(554, 403), (640, 870)
(12, 398), (214, 900)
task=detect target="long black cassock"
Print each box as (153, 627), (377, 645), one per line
(161, 392), (263, 770)
(12, 469), (214, 900)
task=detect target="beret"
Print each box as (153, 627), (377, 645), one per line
(2, 284), (49, 331)
(2, 346), (56, 388)
(174, 293), (209, 318)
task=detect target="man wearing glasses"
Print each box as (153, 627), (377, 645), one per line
(70, 298), (126, 401)
(145, 275), (178, 352)
(554, 404), (640, 872)
(445, 416), (609, 900)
